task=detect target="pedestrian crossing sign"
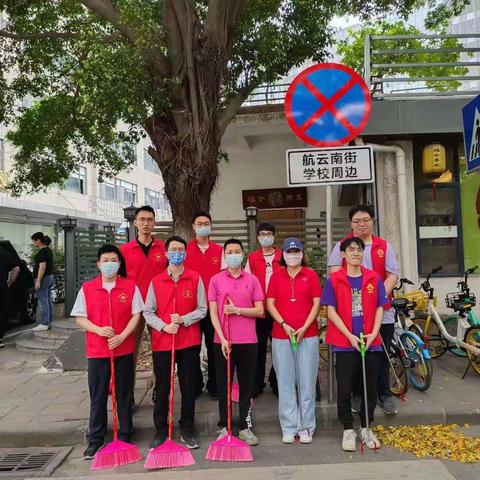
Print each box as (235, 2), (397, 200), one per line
(462, 95), (480, 173)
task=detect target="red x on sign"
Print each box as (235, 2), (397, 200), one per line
(285, 63), (372, 147)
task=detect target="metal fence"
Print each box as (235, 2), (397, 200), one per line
(364, 33), (480, 99)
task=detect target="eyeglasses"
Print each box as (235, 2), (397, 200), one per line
(194, 221), (211, 227)
(351, 218), (372, 225)
(137, 217), (155, 224)
(258, 232), (274, 237)
(168, 248), (185, 253)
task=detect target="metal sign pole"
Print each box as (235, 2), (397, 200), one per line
(326, 185), (335, 403)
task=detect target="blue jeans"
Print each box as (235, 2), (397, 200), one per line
(272, 336), (319, 436)
(36, 275), (54, 326)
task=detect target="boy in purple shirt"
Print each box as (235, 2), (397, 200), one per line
(208, 239), (264, 446)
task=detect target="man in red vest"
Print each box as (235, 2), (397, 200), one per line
(71, 244), (143, 460)
(322, 237), (386, 452)
(120, 205), (167, 404)
(184, 211), (224, 399)
(246, 222), (282, 397)
(328, 205), (399, 415)
(144, 235), (207, 450)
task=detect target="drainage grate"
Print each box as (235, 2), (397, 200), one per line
(0, 447), (71, 478)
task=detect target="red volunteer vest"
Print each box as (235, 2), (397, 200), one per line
(341, 233), (391, 309)
(120, 239), (167, 300)
(150, 268), (202, 351)
(325, 267), (382, 348)
(82, 275), (136, 358)
(184, 240), (222, 290)
(248, 247), (282, 295)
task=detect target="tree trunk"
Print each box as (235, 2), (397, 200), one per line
(145, 114), (220, 240)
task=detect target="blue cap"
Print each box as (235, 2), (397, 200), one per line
(281, 237), (304, 251)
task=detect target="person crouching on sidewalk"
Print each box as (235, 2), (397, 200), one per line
(144, 235), (207, 451)
(71, 244), (143, 460)
(321, 237), (386, 452)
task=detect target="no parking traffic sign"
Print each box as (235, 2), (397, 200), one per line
(285, 63), (372, 147)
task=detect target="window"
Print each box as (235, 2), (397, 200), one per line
(116, 179), (137, 205)
(64, 166), (87, 194)
(144, 148), (161, 174)
(145, 188), (171, 211)
(100, 180), (116, 202)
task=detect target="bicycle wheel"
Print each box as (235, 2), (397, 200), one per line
(389, 348), (408, 396)
(401, 332), (433, 391)
(411, 316), (448, 358)
(464, 326), (480, 376)
(318, 325), (329, 363)
(444, 316), (467, 357)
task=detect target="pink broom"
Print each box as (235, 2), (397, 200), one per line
(91, 350), (142, 470)
(144, 333), (195, 469)
(206, 314), (253, 462)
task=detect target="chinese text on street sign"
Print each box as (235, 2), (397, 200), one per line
(286, 146), (374, 187)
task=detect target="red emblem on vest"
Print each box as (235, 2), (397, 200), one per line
(183, 289), (193, 299)
(212, 256), (219, 265)
(155, 253), (163, 262)
(377, 249), (384, 258)
(118, 292), (129, 303)
(366, 283), (375, 294)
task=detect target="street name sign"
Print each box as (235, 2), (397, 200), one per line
(462, 94), (480, 173)
(286, 146), (374, 187)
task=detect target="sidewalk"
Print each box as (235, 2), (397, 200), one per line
(0, 346), (479, 448)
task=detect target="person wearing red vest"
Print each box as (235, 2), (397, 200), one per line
(144, 235), (207, 451)
(120, 205), (167, 404)
(245, 222), (282, 398)
(328, 204), (399, 416)
(322, 237), (387, 452)
(71, 244), (143, 461)
(184, 211), (224, 399)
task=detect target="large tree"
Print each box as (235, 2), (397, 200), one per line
(1, 0), (433, 234)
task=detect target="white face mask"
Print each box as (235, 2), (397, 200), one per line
(283, 252), (303, 267)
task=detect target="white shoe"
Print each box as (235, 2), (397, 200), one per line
(282, 434), (295, 444)
(299, 430), (313, 444)
(360, 428), (380, 450)
(32, 324), (49, 332)
(216, 427), (228, 441)
(342, 429), (357, 451)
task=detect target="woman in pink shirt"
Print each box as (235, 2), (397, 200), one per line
(267, 238), (321, 445)
(208, 239), (264, 447)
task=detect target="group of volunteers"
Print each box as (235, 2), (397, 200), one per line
(72, 203), (399, 460)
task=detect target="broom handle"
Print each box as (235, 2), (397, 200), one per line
(110, 351), (119, 441)
(226, 312), (232, 435)
(168, 289), (177, 441)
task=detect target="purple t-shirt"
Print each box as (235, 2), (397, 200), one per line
(321, 275), (387, 352)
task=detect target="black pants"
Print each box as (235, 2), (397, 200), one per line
(87, 354), (134, 445)
(153, 345), (200, 434)
(0, 288), (7, 338)
(254, 313), (274, 394)
(214, 343), (257, 430)
(336, 351), (381, 429)
(198, 311), (217, 394)
(377, 323), (395, 399)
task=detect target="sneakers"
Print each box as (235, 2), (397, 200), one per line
(351, 395), (361, 414)
(149, 432), (167, 450)
(360, 428), (381, 450)
(216, 427), (228, 441)
(239, 428), (258, 446)
(180, 431), (199, 449)
(282, 434), (295, 444)
(83, 443), (103, 460)
(32, 324), (49, 332)
(298, 430), (313, 444)
(379, 396), (398, 415)
(342, 429), (357, 451)
(0, 338), (4, 348)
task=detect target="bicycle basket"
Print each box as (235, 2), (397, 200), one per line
(445, 292), (476, 311)
(401, 290), (429, 311)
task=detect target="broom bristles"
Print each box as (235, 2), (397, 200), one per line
(144, 439), (195, 469)
(91, 440), (142, 470)
(205, 434), (253, 462)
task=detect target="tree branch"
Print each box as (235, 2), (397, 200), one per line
(79, 0), (171, 76)
(216, 84), (257, 138)
(0, 29), (120, 43)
